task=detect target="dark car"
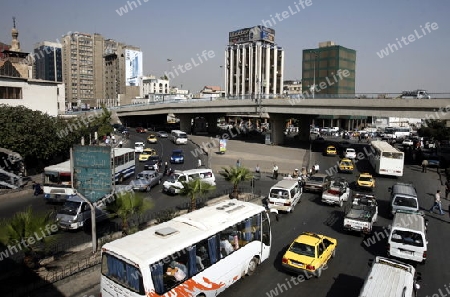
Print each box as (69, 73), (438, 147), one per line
(144, 155), (163, 170)
(303, 173), (332, 193)
(170, 149), (184, 164)
(136, 127), (146, 133)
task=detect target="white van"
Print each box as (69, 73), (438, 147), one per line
(358, 256), (420, 297)
(267, 179), (302, 213)
(162, 168), (216, 194)
(134, 141), (145, 153)
(56, 195), (109, 230)
(387, 211), (428, 264)
(389, 183), (419, 216)
(171, 130), (188, 145)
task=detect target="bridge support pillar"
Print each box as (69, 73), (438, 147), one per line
(177, 114), (192, 133)
(299, 115), (315, 141)
(270, 114), (286, 145)
(205, 115), (218, 133)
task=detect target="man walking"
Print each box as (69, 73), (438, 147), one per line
(429, 190), (444, 215)
(421, 159), (428, 173)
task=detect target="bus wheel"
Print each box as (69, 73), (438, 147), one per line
(247, 257), (258, 276)
(196, 294), (206, 297)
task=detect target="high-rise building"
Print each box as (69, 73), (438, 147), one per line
(62, 32), (142, 109)
(225, 25), (284, 98)
(302, 41), (356, 96)
(33, 41), (62, 82)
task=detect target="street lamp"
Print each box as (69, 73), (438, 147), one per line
(219, 66), (223, 97)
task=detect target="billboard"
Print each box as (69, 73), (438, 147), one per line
(72, 145), (112, 202)
(125, 49), (143, 86)
(229, 26), (275, 45)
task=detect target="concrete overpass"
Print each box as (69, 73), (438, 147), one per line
(67, 97), (450, 144)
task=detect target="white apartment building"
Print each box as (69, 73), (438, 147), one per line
(225, 26), (284, 97)
(140, 75), (169, 98)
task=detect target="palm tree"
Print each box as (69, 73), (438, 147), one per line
(179, 179), (216, 212)
(220, 166), (253, 199)
(106, 191), (153, 235)
(0, 206), (56, 268)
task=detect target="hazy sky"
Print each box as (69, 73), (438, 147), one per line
(1, 0), (449, 93)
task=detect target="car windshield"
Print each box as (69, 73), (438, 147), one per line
(340, 161), (352, 166)
(289, 242), (315, 257)
(393, 196), (417, 208)
(346, 149), (355, 153)
(309, 176), (325, 182)
(179, 134), (188, 139)
(359, 176), (372, 182)
(391, 230), (424, 247)
(172, 152), (182, 157)
(59, 201), (81, 215)
(168, 174), (181, 182)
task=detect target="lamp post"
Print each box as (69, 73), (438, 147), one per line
(219, 66), (223, 96)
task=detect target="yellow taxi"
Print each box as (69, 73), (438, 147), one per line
(326, 145), (337, 156)
(282, 232), (337, 278)
(357, 173), (376, 190)
(338, 158), (354, 173)
(139, 148), (156, 162)
(147, 134), (158, 144)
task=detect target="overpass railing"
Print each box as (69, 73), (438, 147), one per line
(63, 93), (450, 115)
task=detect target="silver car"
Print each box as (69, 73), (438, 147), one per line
(157, 131), (169, 138)
(129, 170), (163, 192)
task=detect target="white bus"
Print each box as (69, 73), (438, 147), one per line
(43, 148), (135, 202)
(101, 199), (272, 297)
(368, 140), (404, 177)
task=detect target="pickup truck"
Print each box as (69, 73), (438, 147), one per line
(321, 178), (350, 207)
(401, 90), (431, 99)
(343, 193), (378, 235)
(129, 170), (163, 192)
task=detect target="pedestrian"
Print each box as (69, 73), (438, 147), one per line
(273, 164), (279, 180)
(308, 167), (313, 176)
(292, 169), (299, 178)
(118, 140), (123, 148)
(429, 190), (444, 215)
(255, 164), (260, 173)
(198, 158), (202, 168)
(314, 163), (319, 174)
(421, 159), (428, 173)
(236, 159), (241, 168)
(111, 134), (116, 144)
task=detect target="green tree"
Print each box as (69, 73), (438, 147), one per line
(0, 206), (56, 268)
(106, 191), (153, 234)
(418, 120), (450, 140)
(179, 179), (216, 212)
(219, 166), (253, 199)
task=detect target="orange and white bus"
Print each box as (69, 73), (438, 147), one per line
(101, 199), (272, 297)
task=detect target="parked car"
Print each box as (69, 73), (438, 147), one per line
(135, 127), (146, 133)
(156, 131), (169, 138)
(144, 155), (163, 170)
(281, 232), (337, 278)
(170, 149), (185, 164)
(129, 170), (163, 192)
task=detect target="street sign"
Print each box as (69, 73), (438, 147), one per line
(72, 145), (112, 203)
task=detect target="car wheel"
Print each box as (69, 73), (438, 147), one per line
(247, 257), (258, 276)
(315, 266), (322, 278)
(146, 186), (151, 192)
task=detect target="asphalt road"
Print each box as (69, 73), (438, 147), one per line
(219, 140), (450, 297)
(4, 135), (450, 296)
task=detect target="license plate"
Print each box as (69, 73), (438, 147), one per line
(276, 202), (284, 206)
(401, 249), (413, 255)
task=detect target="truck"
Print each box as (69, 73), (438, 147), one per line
(56, 195), (110, 230)
(321, 177), (350, 207)
(343, 193), (378, 235)
(400, 90), (431, 99)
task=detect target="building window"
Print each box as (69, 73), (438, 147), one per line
(0, 86), (22, 99)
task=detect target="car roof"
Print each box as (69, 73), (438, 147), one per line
(359, 173), (372, 177)
(346, 148), (355, 151)
(340, 158), (352, 162)
(295, 232), (324, 245)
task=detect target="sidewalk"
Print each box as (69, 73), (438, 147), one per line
(189, 135), (309, 175)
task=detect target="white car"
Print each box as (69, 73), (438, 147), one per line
(134, 142), (144, 153)
(402, 139), (414, 146)
(344, 148), (356, 159)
